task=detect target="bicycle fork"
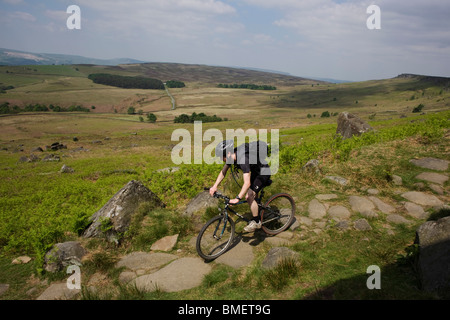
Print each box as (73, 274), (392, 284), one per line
(213, 212), (229, 240)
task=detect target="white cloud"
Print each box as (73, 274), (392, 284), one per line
(9, 11), (36, 22)
(75, 0), (237, 40)
(45, 10), (67, 22)
(240, 0), (450, 79)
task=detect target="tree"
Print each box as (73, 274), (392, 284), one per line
(127, 107), (136, 115)
(147, 113), (157, 123)
(88, 73), (164, 90)
(166, 80), (185, 88)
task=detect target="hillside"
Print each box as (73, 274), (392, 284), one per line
(0, 48), (145, 66)
(1, 61), (449, 120)
(117, 62), (320, 86)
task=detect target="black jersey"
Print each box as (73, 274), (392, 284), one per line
(223, 142), (270, 176)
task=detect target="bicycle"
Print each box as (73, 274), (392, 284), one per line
(196, 182), (296, 261)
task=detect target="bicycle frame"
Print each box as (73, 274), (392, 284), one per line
(198, 187), (295, 260)
(215, 188), (270, 239)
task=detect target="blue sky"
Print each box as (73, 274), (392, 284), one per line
(1, 0), (449, 81)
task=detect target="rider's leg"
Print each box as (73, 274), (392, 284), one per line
(244, 189), (261, 232)
(246, 189), (259, 220)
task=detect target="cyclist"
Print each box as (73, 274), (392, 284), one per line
(209, 140), (271, 232)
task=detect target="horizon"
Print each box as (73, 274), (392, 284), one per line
(1, 0), (449, 82)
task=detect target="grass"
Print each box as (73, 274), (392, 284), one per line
(0, 66), (449, 300)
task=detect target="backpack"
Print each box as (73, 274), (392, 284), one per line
(236, 140), (269, 166)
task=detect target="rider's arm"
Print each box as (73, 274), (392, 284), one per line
(210, 164), (229, 196)
(237, 173), (251, 200)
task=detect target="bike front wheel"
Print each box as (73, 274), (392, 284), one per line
(260, 193), (295, 235)
(196, 214), (235, 261)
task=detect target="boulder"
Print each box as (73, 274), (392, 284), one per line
(60, 164), (74, 173)
(302, 159), (320, 174)
(46, 142), (67, 151)
(44, 241), (86, 273)
(42, 154), (60, 162)
(336, 112), (373, 139)
(415, 216), (450, 293)
(354, 218), (372, 231)
(325, 175), (349, 186)
(183, 190), (219, 217)
(151, 234), (179, 252)
(82, 180), (165, 242)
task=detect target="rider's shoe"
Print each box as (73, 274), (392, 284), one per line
(244, 220), (262, 232)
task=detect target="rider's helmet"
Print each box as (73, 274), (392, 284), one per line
(215, 140), (234, 159)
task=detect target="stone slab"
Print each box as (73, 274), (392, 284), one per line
(410, 158), (449, 171)
(215, 240), (254, 269)
(134, 257), (211, 292)
(415, 172), (448, 186)
(401, 191), (443, 207)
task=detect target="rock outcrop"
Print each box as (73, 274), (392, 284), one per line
(336, 112), (373, 139)
(82, 180), (165, 242)
(415, 216), (450, 293)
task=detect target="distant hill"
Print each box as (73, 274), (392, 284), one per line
(0, 48), (326, 86)
(0, 48), (146, 66)
(115, 62), (324, 86)
(395, 73), (450, 88)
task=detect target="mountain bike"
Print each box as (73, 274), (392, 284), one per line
(196, 183), (295, 261)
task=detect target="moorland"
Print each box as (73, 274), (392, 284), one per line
(0, 62), (449, 300)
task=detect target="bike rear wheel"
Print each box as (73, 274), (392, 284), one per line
(260, 193), (295, 235)
(196, 214), (235, 260)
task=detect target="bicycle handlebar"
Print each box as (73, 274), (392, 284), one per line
(204, 187), (230, 201)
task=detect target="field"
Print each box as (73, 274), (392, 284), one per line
(0, 64), (449, 300)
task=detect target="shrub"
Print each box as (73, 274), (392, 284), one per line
(174, 112), (222, 123)
(147, 113), (157, 123)
(165, 80), (185, 88)
(412, 104), (424, 113)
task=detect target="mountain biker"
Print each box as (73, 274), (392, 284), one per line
(209, 140), (271, 232)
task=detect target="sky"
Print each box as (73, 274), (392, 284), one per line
(0, 0), (449, 81)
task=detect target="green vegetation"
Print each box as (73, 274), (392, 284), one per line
(174, 112), (223, 123)
(88, 73), (164, 90)
(412, 103), (425, 113)
(165, 80), (185, 88)
(147, 113), (157, 123)
(280, 111), (449, 172)
(0, 102), (90, 114)
(217, 83), (276, 90)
